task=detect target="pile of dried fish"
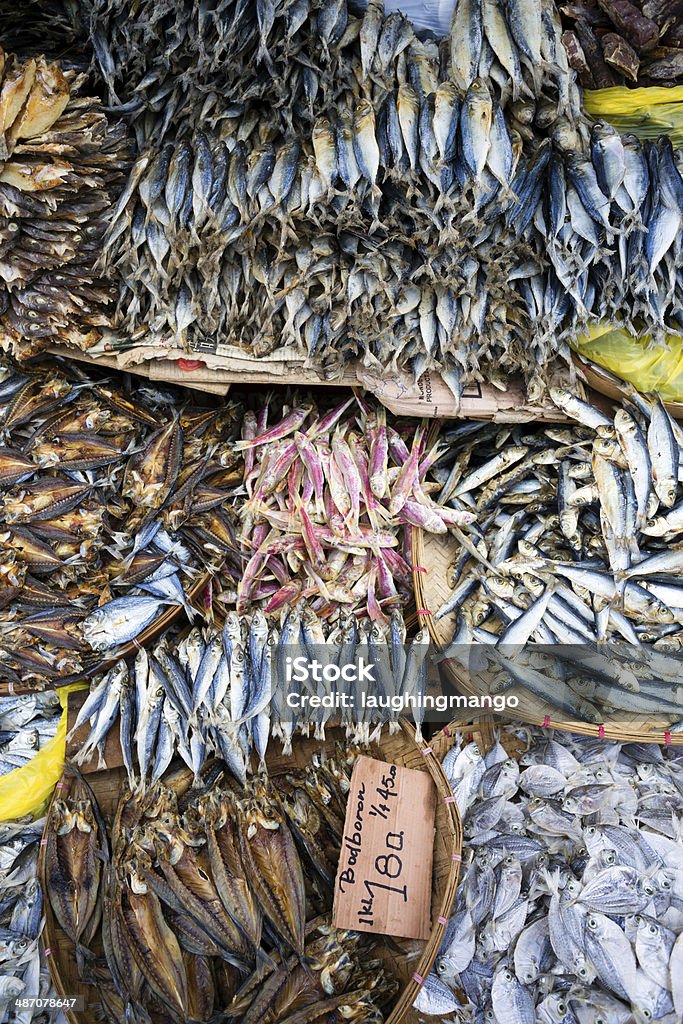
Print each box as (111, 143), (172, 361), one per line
(87, 0), (623, 399)
(0, 49), (130, 358)
(0, 358), (244, 682)
(430, 386), (683, 723)
(0, 691), (60, 776)
(0, 816), (63, 1023)
(415, 726), (683, 1022)
(234, 393), (472, 616)
(45, 759), (398, 1024)
(561, 0), (683, 87)
(70, 602), (427, 789)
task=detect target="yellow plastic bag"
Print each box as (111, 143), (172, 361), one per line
(573, 324), (683, 403)
(0, 683), (88, 822)
(584, 86), (683, 147)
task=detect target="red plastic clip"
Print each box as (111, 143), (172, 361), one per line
(542, 715), (551, 728)
(417, 608), (432, 616)
(598, 725), (606, 739)
(437, 916), (449, 926)
(443, 725), (451, 737)
(421, 746), (433, 756)
(413, 565), (427, 573)
(665, 732), (672, 745)
(452, 852), (462, 863)
(413, 973), (424, 986)
(444, 795), (456, 805)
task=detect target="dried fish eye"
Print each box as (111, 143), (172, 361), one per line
(587, 916), (599, 930)
(436, 959), (447, 975)
(661, 877), (672, 890)
(504, 854), (516, 865)
(557, 1002), (566, 1016)
(578, 965), (590, 979)
(503, 970), (513, 982)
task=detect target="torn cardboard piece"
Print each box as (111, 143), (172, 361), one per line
(333, 755), (436, 941)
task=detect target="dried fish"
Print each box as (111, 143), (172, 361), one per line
(429, 387), (683, 723)
(0, 357), (244, 677)
(420, 725), (683, 1024)
(0, 49), (130, 358)
(45, 750), (396, 1023)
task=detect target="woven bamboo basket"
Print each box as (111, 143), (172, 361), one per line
(412, 527), (683, 746)
(40, 700), (463, 1024)
(0, 571), (211, 697)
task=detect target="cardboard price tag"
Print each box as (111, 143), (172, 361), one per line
(332, 755), (436, 940)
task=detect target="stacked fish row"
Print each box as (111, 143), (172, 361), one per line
(429, 385), (683, 723)
(0, 691), (60, 777)
(81, 0), (578, 143)
(0, 816), (62, 1023)
(0, 358), (243, 681)
(45, 760), (397, 1024)
(233, 393), (472, 617)
(88, 0), (624, 398)
(560, 0), (683, 87)
(414, 727), (683, 1023)
(0, 49), (130, 358)
(71, 604), (428, 790)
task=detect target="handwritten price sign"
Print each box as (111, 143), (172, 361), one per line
(332, 755), (436, 940)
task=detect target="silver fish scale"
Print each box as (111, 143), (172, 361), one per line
(418, 725), (683, 1022)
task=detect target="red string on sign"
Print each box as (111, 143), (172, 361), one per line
(177, 358), (205, 371)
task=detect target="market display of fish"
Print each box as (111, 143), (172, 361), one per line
(0, 47), (130, 359)
(427, 386), (683, 723)
(0, 816), (64, 1024)
(414, 726), (683, 1022)
(0, 691), (60, 776)
(232, 392), (472, 617)
(83, 0), (613, 400)
(45, 754), (398, 1024)
(69, 600), (425, 791)
(560, 0), (683, 87)
(0, 357), (244, 682)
